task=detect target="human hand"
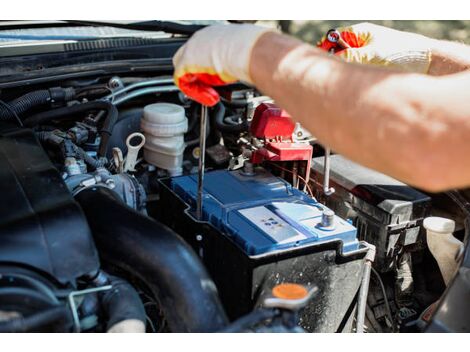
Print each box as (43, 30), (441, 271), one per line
(173, 24), (272, 106)
(318, 22), (432, 73)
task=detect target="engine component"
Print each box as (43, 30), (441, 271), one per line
(141, 103), (188, 176)
(249, 103), (313, 188)
(0, 125), (100, 286)
(0, 266), (72, 332)
(102, 77), (179, 106)
(36, 131), (107, 173)
(75, 186), (229, 333)
(124, 132), (145, 172)
(106, 108), (143, 158)
(112, 148), (125, 173)
(212, 102), (248, 133)
(65, 168), (146, 212)
(220, 283), (316, 333)
(96, 274), (146, 333)
(24, 100), (118, 158)
(158, 167), (368, 332)
(312, 154), (431, 272)
(0, 87), (75, 122)
(205, 143), (232, 166)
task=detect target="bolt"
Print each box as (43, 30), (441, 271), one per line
(321, 209), (335, 229)
(105, 179), (115, 189)
(108, 76), (124, 90)
(241, 162), (255, 176)
(80, 177), (98, 188)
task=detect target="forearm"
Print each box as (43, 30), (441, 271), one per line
(249, 32), (470, 191)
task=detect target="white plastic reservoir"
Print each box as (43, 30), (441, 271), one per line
(423, 216), (464, 286)
(141, 103), (188, 176)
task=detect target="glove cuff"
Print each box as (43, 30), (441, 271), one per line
(387, 50), (432, 73)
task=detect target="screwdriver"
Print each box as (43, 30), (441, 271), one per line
(196, 104), (208, 220)
(325, 29), (350, 54)
(321, 29), (345, 197)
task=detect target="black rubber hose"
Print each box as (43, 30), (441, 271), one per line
(212, 102), (247, 134)
(446, 190), (470, 216)
(219, 309), (279, 333)
(101, 275), (146, 331)
(0, 87), (75, 121)
(186, 103), (212, 147)
(36, 131), (107, 170)
(0, 306), (69, 333)
(24, 100), (118, 158)
(187, 103), (199, 133)
(73, 144), (107, 170)
(75, 187), (228, 333)
(220, 96), (249, 108)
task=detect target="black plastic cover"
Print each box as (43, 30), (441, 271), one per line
(312, 155), (431, 271)
(312, 155), (430, 218)
(0, 124), (99, 286)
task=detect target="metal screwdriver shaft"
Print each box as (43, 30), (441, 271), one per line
(196, 104), (208, 220)
(323, 146), (335, 196)
(321, 29), (342, 197)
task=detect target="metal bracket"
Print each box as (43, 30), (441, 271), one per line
(67, 285), (112, 333)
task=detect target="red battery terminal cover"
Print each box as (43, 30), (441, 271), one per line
(250, 103), (295, 139)
(250, 103), (313, 170)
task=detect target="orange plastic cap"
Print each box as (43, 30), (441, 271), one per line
(272, 283), (308, 300)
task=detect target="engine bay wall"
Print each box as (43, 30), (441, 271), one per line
(0, 124), (100, 286)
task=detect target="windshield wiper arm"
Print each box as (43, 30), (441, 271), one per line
(63, 20), (205, 35)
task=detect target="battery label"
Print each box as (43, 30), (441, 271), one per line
(238, 206), (307, 244)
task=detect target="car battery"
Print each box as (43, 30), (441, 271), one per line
(311, 155), (431, 272)
(157, 167), (368, 332)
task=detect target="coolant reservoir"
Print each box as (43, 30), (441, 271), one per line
(141, 103), (188, 176)
(423, 217), (464, 286)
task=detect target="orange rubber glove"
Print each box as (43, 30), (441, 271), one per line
(318, 23), (432, 73)
(173, 24), (272, 106)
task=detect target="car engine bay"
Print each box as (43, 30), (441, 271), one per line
(0, 67), (468, 333)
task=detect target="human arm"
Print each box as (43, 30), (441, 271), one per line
(173, 24), (470, 192)
(251, 31), (470, 192)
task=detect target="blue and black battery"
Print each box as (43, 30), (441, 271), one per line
(158, 167), (368, 332)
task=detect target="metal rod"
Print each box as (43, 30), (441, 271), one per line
(292, 161), (299, 189)
(111, 85), (179, 106)
(356, 244), (376, 333)
(103, 77), (175, 100)
(68, 285), (112, 333)
(356, 261), (372, 333)
(323, 146), (335, 196)
(197, 104), (208, 220)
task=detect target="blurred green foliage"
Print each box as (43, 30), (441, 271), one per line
(269, 20), (470, 44)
